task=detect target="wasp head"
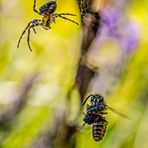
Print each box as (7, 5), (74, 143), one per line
(91, 94), (105, 105)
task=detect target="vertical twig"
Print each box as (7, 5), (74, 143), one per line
(68, 0), (102, 101)
(63, 0), (102, 147)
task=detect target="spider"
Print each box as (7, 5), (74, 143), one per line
(17, 0), (79, 51)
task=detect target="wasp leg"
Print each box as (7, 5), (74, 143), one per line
(100, 116), (108, 123)
(33, 0), (41, 15)
(53, 14), (79, 25)
(83, 112), (86, 116)
(82, 122), (85, 127)
(100, 111), (108, 114)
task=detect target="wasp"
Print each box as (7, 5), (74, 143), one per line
(82, 110), (108, 141)
(82, 94), (108, 141)
(82, 94), (130, 141)
(17, 0), (79, 51)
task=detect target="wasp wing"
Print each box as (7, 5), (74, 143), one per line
(107, 106), (132, 120)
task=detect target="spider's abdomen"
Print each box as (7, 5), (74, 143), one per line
(39, 1), (57, 14)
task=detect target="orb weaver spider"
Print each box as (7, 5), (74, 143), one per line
(17, 0), (79, 51)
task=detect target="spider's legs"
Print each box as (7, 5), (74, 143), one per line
(57, 15), (79, 25)
(26, 19), (42, 51)
(33, 0), (41, 15)
(17, 21), (33, 49)
(32, 28), (36, 34)
(53, 13), (79, 25)
(27, 26), (37, 51)
(27, 27), (32, 51)
(57, 13), (77, 16)
(17, 19), (42, 51)
(43, 26), (50, 30)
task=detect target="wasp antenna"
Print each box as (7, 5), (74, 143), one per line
(82, 94), (95, 106)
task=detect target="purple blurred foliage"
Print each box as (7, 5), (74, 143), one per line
(89, 2), (140, 95)
(121, 21), (139, 53)
(102, 8), (121, 38)
(100, 7), (140, 54)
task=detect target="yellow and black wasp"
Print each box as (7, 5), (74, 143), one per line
(82, 94), (130, 141)
(17, 0), (79, 51)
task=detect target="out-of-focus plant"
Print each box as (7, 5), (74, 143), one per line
(0, 0), (148, 148)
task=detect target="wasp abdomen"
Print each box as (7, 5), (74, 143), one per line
(92, 121), (108, 141)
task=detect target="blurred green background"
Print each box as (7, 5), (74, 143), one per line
(0, 0), (148, 148)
